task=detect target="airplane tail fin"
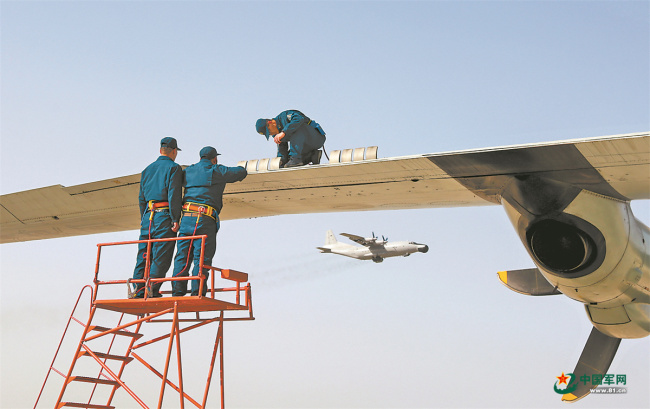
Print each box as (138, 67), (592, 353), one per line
(325, 229), (338, 245)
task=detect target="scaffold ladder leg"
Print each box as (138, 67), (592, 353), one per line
(157, 302), (180, 409)
(201, 311), (225, 409)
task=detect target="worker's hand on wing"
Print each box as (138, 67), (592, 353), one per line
(172, 222), (179, 232)
(273, 132), (285, 144)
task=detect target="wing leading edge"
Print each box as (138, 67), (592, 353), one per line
(1, 132), (647, 244)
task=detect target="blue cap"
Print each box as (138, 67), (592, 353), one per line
(200, 146), (221, 160)
(161, 136), (181, 151)
(256, 118), (270, 140)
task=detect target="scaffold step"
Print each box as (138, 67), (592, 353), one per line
(77, 350), (134, 363)
(68, 376), (120, 387)
(58, 402), (115, 409)
(87, 325), (143, 339)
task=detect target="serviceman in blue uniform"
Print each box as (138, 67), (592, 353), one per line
(171, 147), (247, 297)
(131, 137), (183, 298)
(255, 110), (326, 167)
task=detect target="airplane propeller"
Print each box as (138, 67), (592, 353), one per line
(370, 232), (387, 242)
(561, 328), (621, 402)
(497, 268), (623, 402)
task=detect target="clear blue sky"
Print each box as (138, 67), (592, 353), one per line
(1, 1), (648, 408)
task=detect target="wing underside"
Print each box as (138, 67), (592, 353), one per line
(1, 132), (648, 243)
(340, 233), (374, 246)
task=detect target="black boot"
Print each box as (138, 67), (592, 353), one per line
(310, 150), (322, 165)
(284, 157), (304, 168)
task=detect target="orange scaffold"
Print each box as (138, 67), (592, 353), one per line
(34, 234), (254, 409)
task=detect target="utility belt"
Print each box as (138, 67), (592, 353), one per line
(146, 200), (170, 221)
(182, 202), (217, 220)
(147, 200), (169, 212)
(308, 119), (326, 137)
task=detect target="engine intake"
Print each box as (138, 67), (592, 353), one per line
(527, 219), (596, 273)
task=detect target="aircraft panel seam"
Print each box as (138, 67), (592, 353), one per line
(0, 203), (24, 224)
(223, 177), (460, 195)
(66, 181), (140, 196)
(10, 204), (138, 223)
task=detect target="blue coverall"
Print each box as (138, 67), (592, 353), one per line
(272, 110), (326, 163)
(171, 159), (247, 296)
(132, 155), (183, 297)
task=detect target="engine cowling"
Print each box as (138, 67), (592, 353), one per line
(501, 176), (650, 339)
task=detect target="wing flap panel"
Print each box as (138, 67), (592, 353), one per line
(576, 136), (650, 200)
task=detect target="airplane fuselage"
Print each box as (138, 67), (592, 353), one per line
(319, 240), (429, 263)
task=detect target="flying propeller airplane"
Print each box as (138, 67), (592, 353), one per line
(1, 131), (649, 402)
(317, 230), (429, 262)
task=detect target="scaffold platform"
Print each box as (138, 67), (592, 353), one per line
(94, 295), (249, 315)
(34, 234), (254, 409)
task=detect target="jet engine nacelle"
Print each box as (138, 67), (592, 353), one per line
(501, 176), (650, 339)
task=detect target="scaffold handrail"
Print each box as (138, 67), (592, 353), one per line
(33, 285), (94, 409)
(92, 235), (250, 307)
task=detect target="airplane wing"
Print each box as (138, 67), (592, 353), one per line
(1, 132), (648, 244)
(339, 233), (375, 246)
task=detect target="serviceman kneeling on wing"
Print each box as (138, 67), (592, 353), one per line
(171, 146), (247, 297)
(255, 109), (326, 168)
